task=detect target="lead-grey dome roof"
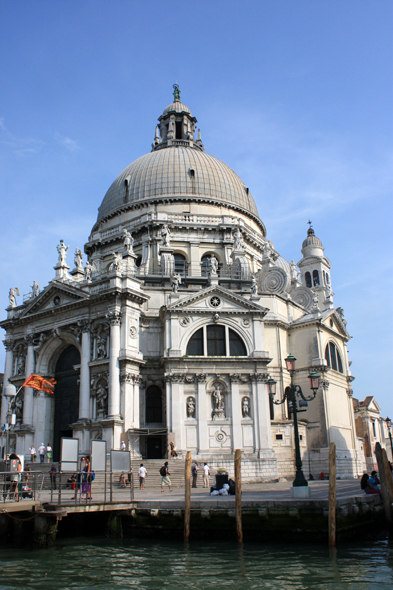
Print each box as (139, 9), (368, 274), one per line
(97, 146), (260, 223)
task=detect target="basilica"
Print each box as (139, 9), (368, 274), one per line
(1, 87), (365, 479)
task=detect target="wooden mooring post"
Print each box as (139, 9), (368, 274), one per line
(234, 449), (243, 543)
(184, 451), (191, 543)
(328, 442), (336, 547)
(375, 442), (393, 525)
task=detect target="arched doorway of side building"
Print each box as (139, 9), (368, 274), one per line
(53, 346), (80, 461)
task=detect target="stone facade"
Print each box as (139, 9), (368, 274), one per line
(0, 90), (369, 479)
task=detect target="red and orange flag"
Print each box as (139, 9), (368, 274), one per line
(22, 374), (56, 394)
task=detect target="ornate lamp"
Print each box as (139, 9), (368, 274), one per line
(266, 377), (277, 397)
(285, 354), (297, 372)
(308, 370), (320, 392)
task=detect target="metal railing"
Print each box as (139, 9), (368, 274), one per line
(48, 469), (134, 505)
(0, 471), (45, 503)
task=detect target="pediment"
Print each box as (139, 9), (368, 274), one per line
(321, 310), (350, 339)
(367, 398), (381, 414)
(19, 282), (89, 318)
(166, 285), (269, 316)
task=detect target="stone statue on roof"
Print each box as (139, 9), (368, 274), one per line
(57, 240), (69, 265)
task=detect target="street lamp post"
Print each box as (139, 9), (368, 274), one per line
(267, 355), (320, 497)
(386, 418), (393, 460)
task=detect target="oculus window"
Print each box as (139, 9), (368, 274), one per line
(186, 325), (247, 357)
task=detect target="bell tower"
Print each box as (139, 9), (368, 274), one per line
(297, 222), (333, 309)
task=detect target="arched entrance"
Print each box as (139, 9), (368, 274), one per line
(53, 346), (80, 461)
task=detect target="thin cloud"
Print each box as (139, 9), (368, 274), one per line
(55, 133), (80, 152)
(0, 118), (44, 155)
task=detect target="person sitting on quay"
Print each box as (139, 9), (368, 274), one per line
(169, 441), (178, 458)
(119, 472), (126, 488)
(360, 473), (381, 495)
(67, 473), (77, 490)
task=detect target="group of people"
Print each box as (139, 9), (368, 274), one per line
(191, 462), (211, 488)
(29, 443), (52, 463)
(70, 456), (93, 500)
(360, 470), (381, 495)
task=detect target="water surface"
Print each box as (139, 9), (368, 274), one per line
(0, 536), (392, 589)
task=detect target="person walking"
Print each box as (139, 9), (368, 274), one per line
(191, 461), (199, 488)
(160, 461), (172, 492)
(203, 462), (210, 488)
(46, 443), (53, 463)
(29, 445), (36, 463)
(138, 463), (147, 489)
(38, 443), (46, 463)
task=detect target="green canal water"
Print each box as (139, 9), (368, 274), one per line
(0, 536), (392, 590)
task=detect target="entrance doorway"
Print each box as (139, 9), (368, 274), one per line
(146, 436), (164, 459)
(53, 346), (80, 461)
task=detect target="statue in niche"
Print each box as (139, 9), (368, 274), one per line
(123, 229), (134, 254)
(161, 224), (171, 247)
(96, 336), (107, 359)
(208, 255), (219, 276)
(233, 227), (244, 249)
(242, 397), (251, 418)
(57, 240), (69, 265)
(212, 386), (225, 420)
(170, 273), (181, 293)
(251, 274), (258, 295)
(12, 396), (23, 424)
(85, 261), (93, 282)
(109, 251), (122, 273)
(74, 248), (83, 270)
(8, 287), (19, 308)
(31, 281), (40, 297)
(186, 396), (196, 418)
(96, 383), (108, 418)
(16, 351), (25, 375)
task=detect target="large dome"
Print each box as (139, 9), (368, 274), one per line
(97, 146), (260, 224)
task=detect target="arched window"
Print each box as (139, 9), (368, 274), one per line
(186, 328), (203, 355)
(305, 272), (312, 288)
(174, 253), (187, 277)
(229, 329), (247, 356)
(323, 270), (326, 285)
(313, 270), (320, 286)
(186, 325), (247, 357)
(325, 342), (344, 373)
(146, 386), (162, 423)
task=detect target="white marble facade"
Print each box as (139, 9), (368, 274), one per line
(0, 90), (363, 479)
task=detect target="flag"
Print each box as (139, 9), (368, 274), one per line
(22, 374), (56, 394)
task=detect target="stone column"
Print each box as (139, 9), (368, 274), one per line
(1, 338), (14, 425)
(196, 374), (208, 453)
(22, 335), (35, 427)
(170, 375), (184, 451)
(230, 375), (242, 450)
(254, 373), (273, 452)
(78, 320), (91, 421)
(133, 376), (141, 429)
(107, 311), (122, 418)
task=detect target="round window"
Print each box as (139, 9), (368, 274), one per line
(210, 296), (221, 308)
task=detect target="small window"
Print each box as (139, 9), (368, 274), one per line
(174, 254), (187, 277)
(186, 328), (203, 356)
(299, 434), (303, 441)
(175, 121), (182, 139)
(189, 168), (195, 178)
(135, 256), (142, 268)
(313, 270), (320, 287)
(305, 272), (312, 288)
(325, 342), (344, 374)
(372, 421), (376, 438)
(275, 434), (283, 440)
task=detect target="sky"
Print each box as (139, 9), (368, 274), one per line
(0, 1), (392, 416)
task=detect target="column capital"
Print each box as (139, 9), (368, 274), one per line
(24, 334), (35, 347)
(229, 373), (249, 383)
(164, 373), (185, 383)
(195, 373), (206, 383)
(250, 373), (269, 383)
(107, 311), (122, 326)
(78, 319), (91, 333)
(3, 338), (14, 351)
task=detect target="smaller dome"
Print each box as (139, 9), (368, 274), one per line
(163, 102), (192, 116)
(302, 227), (322, 250)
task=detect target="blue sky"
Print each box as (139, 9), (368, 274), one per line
(1, 1), (392, 415)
